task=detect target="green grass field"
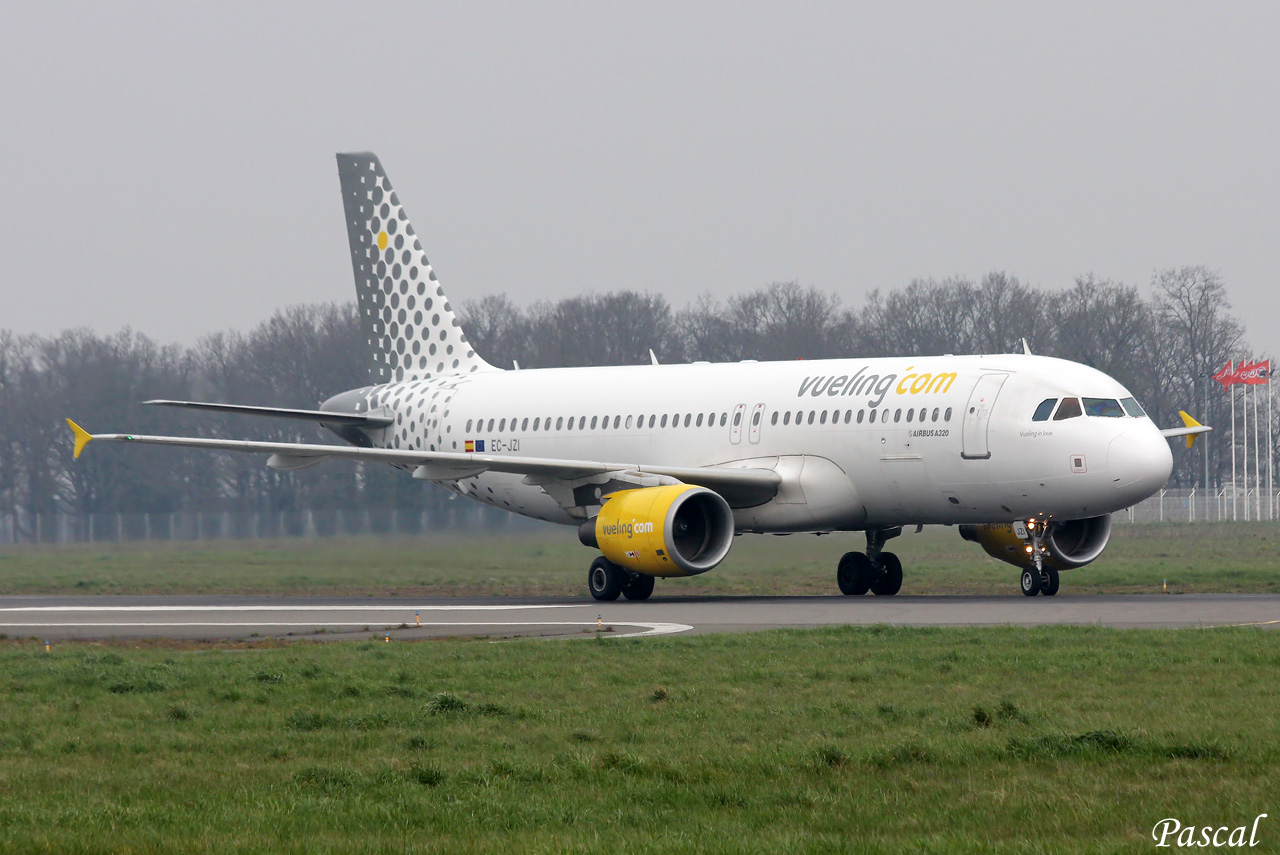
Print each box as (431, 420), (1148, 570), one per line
(1, 625), (1276, 853)
(1, 522), (1277, 597)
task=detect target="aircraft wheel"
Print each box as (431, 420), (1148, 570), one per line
(871, 552), (903, 596)
(837, 551), (873, 595)
(588, 557), (624, 601)
(1040, 567), (1060, 597)
(622, 571), (655, 601)
(1020, 568), (1041, 597)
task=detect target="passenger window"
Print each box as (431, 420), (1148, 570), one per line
(752, 411), (761, 426)
(579, 416), (587, 429)
(932, 408), (939, 422)
(906, 409), (914, 423)
(649, 415), (656, 428)
(1120, 397), (1145, 417)
(684, 414), (692, 427)
(845, 410), (852, 424)
(733, 411), (742, 426)
(613, 415), (621, 429)
(869, 409), (877, 423)
(819, 410), (828, 425)
(707, 412), (715, 425)
(590, 416), (598, 429)
(857, 410), (864, 424)
(1032, 398), (1057, 422)
(625, 415), (633, 429)
(944, 408), (952, 421)
(1083, 397), (1125, 418)
(532, 418), (539, 431)
(918, 408), (927, 422)
(660, 414), (668, 428)
(697, 413), (705, 427)
(499, 419), (506, 432)
(783, 411), (791, 425)
(807, 411), (816, 425)
(466, 419), (473, 432)
(720, 413), (728, 427)
(894, 409), (901, 423)
(555, 417), (563, 430)
(770, 411), (778, 426)
(1053, 398), (1083, 420)
(487, 419), (495, 432)
(521, 418), (529, 431)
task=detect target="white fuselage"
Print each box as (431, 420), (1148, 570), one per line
(336, 353), (1173, 531)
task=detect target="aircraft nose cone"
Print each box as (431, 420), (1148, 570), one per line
(1107, 426), (1172, 503)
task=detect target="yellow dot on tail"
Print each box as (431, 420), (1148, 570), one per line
(377, 231), (388, 250)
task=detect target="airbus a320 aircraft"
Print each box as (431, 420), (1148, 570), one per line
(67, 153), (1210, 600)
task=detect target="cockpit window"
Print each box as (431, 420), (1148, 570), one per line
(1031, 398), (1057, 422)
(1120, 397), (1146, 418)
(1083, 397), (1125, 418)
(1053, 398), (1083, 420)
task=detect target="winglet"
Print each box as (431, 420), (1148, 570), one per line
(66, 418), (93, 459)
(649, 349), (660, 366)
(1178, 410), (1203, 449)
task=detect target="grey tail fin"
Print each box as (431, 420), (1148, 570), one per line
(336, 152), (497, 384)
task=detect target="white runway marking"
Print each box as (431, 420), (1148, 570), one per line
(0, 620), (692, 639)
(0, 604), (589, 613)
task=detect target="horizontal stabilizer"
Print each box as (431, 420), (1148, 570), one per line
(144, 400), (393, 428)
(1160, 411), (1213, 449)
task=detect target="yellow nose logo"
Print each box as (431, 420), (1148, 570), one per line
(377, 231), (388, 251)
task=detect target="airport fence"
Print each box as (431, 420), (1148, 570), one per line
(0, 489), (1275, 545)
(1118, 487), (1280, 524)
(0, 503), (554, 546)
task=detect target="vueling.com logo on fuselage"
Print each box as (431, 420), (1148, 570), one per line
(797, 365), (957, 408)
(600, 520), (655, 538)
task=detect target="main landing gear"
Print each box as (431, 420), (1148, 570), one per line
(837, 527), (903, 596)
(587, 556), (655, 602)
(1019, 516), (1060, 597)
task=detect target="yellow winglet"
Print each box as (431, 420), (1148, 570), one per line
(1178, 411), (1202, 449)
(66, 418), (93, 459)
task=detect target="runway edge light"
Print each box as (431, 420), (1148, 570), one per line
(66, 419), (93, 459)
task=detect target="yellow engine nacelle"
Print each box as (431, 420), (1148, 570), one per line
(958, 515), (1112, 571)
(579, 485), (735, 577)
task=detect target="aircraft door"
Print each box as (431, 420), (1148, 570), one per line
(961, 373), (1009, 460)
(748, 403), (765, 444)
(730, 404), (746, 444)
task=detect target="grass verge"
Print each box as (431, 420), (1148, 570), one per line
(0, 625), (1276, 853)
(1, 521), (1278, 596)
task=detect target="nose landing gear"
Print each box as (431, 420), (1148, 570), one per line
(1017, 517), (1060, 597)
(837, 526), (903, 596)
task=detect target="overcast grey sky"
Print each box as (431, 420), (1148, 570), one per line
(2, 2), (1277, 357)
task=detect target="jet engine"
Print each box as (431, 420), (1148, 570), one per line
(579, 484), (735, 576)
(958, 514), (1113, 570)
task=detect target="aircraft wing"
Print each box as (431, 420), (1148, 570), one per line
(66, 420), (780, 507)
(1159, 411), (1213, 449)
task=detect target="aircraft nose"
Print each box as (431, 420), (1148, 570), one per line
(1107, 426), (1172, 503)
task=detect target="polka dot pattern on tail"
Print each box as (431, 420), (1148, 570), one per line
(337, 152), (496, 384)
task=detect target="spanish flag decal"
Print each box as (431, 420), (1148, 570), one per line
(465, 440), (475, 452)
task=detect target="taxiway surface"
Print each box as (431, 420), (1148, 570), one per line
(1, 594), (1277, 641)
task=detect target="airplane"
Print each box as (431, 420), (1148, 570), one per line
(66, 152), (1211, 601)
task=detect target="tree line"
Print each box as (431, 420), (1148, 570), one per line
(0, 265), (1261, 539)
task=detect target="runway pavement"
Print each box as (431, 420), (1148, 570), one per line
(1, 594), (1277, 642)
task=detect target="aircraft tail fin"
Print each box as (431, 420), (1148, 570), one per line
(336, 152), (496, 384)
